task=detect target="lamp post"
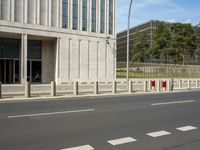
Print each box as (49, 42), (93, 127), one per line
(127, 0), (133, 82)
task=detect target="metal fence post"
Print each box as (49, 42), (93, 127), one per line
(128, 80), (132, 94)
(51, 81), (56, 96)
(0, 82), (2, 99)
(94, 81), (98, 95)
(74, 81), (78, 96)
(112, 81), (116, 94)
(25, 82), (30, 98)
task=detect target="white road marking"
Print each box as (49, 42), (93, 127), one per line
(147, 131), (171, 137)
(60, 145), (94, 150)
(151, 100), (195, 106)
(8, 109), (95, 119)
(107, 137), (137, 146)
(176, 126), (198, 132)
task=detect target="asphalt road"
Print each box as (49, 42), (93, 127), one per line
(0, 91), (200, 150)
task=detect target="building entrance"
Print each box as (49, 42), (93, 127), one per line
(0, 59), (20, 84)
(27, 60), (42, 83)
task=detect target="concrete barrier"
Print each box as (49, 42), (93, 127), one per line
(74, 81), (78, 96)
(188, 80), (191, 89)
(25, 82), (30, 98)
(179, 80), (182, 89)
(51, 81), (56, 96)
(112, 81), (116, 94)
(94, 81), (98, 95)
(143, 81), (148, 92)
(156, 80), (160, 92)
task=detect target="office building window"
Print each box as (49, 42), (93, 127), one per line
(100, 0), (105, 33)
(109, 0), (113, 34)
(82, 0), (87, 31)
(62, 0), (68, 28)
(73, 0), (78, 30)
(91, 0), (96, 32)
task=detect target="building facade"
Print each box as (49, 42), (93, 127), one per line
(117, 20), (156, 62)
(0, 0), (116, 84)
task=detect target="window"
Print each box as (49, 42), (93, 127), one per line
(91, 0), (96, 32)
(73, 0), (78, 30)
(82, 0), (87, 31)
(28, 40), (42, 60)
(109, 0), (113, 34)
(62, 0), (68, 28)
(100, 0), (105, 33)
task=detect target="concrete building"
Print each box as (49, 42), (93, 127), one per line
(0, 0), (116, 84)
(117, 20), (156, 62)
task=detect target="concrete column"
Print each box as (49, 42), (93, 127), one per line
(113, 0), (116, 35)
(10, 0), (15, 21)
(51, 81), (56, 96)
(96, 0), (100, 33)
(51, 0), (59, 27)
(1, 0), (11, 21)
(94, 81), (98, 95)
(87, 0), (91, 32)
(55, 38), (61, 84)
(40, 0), (48, 26)
(79, 0), (82, 31)
(73, 81), (78, 96)
(25, 82), (30, 98)
(15, 0), (23, 22)
(28, 0), (36, 24)
(59, 0), (62, 28)
(36, 0), (40, 24)
(128, 80), (132, 94)
(47, 0), (51, 26)
(112, 81), (116, 94)
(23, 0), (28, 23)
(69, 0), (72, 29)
(143, 80), (148, 92)
(21, 34), (28, 84)
(0, 82), (2, 99)
(105, 0), (108, 34)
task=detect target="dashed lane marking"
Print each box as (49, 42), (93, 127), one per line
(8, 109), (95, 119)
(60, 145), (94, 150)
(107, 137), (137, 146)
(151, 100), (195, 106)
(176, 126), (198, 132)
(147, 131), (171, 138)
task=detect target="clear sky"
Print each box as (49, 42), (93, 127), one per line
(117, 0), (200, 32)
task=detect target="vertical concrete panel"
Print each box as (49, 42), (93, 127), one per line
(80, 40), (89, 79)
(87, 0), (91, 32)
(24, 0), (28, 23)
(21, 34), (28, 84)
(48, 0), (51, 26)
(59, 38), (69, 82)
(1, 0), (10, 21)
(51, 0), (58, 27)
(70, 39), (79, 79)
(27, 0), (36, 24)
(36, 0), (40, 24)
(15, 0), (23, 22)
(40, 0), (48, 26)
(42, 41), (55, 83)
(98, 42), (106, 79)
(89, 41), (98, 79)
(68, 0), (72, 29)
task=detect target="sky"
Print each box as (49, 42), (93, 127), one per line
(117, 0), (200, 32)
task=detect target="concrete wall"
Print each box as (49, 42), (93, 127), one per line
(42, 40), (55, 83)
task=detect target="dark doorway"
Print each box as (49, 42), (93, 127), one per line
(27, 60), (42, 83)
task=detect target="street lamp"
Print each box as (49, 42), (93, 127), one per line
(127, 0), (133, 82)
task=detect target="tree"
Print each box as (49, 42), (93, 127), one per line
(194, 25), (200, 63)
(148, 21), (172, 63)
(131, 31), (149, 62)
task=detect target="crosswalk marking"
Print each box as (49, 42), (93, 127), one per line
(146, 131), (171, 137)
(107, 137), (137, 146)
(176, 126), (198, 132)
(60, 145), (94, 150)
